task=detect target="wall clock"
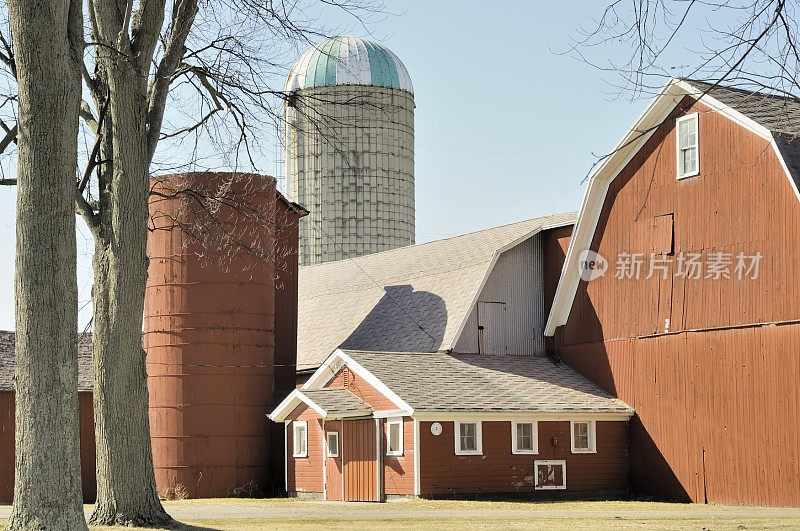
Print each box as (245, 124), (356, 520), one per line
(430, 422), (442, 436)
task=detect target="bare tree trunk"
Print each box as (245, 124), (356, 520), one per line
(6, 0), (87, 528)
(88, 66), (172, 527)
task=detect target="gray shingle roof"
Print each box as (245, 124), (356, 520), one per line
(297, 212), (577, 371)
(685, 79), (800, 135)
(340, 350), (632, 414)
(300, 388), (374, 418)
(0, 331), (93, 391)
(684, 79), (800, 192)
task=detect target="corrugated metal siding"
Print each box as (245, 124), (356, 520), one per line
(454, 234), (545, 355)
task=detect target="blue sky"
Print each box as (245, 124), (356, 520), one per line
(0, 1), (704, 330)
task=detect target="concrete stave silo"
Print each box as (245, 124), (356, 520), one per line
(284, 35), (415, 265)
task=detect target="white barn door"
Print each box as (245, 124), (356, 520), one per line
(477, 301), (506, 355)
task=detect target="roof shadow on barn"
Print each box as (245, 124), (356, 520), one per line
(339, 284), (447, 353)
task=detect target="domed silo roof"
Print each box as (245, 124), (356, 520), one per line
(286, 35), (413, 94)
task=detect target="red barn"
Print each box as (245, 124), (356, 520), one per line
(270, 349), (633, 500)
(545, 79), (800, 506)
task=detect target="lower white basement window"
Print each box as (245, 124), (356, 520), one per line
(455, 421), (483, 455)
(293, 421), (308, 458)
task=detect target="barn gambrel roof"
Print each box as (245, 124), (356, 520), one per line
(545, 78), (800, 336)
(297, 212), (576, 371)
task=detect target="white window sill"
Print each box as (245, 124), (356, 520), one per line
(455, 450), (483, 456)
(293, 453), (308, 458)
(512, 449), (539, 455)
(677, 170), (700, 180)
(386, 451), (403, 457)
(570, 449), (596, 454)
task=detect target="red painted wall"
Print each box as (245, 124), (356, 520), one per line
(0, 390), (96, 502)
(556, 96), (800, 506)
(286, 404), (324, 494)
(323, 368), (400, 410)
(418, 420), (629, 496)
(384, 418), (415, 495)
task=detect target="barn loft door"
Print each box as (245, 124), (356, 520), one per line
(478, 301), (506, 355)
(342, 419), (377, 501)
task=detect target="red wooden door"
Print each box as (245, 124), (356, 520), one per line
(343, 419), (377, 501)
(325, 421), (343, 501)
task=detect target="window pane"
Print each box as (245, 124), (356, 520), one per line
(295, 425), (306, 455)
(460, 423), (476, 451)
(389, 423), (401, 452)
(328, 433), (338, 455)
(516, 423), (533, 451)
(573, 422), (589, 450)
(679, 117), (697, 149)
(682, 146), (697, 174)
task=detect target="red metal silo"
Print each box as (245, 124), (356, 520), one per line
(145, 172), (283, 498)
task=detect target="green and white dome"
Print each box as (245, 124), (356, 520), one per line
(286, 35), (413, 94)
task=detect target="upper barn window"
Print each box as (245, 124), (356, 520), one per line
(676, 113), (699, 179)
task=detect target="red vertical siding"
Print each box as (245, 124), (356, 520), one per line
(557, 96), (800, 506)
(343, 419), (377, 501)
(0, 391), (13, 502)
(0, 390), (97, 503)
(418, 420), (629, 495)
(542, 225), (573, 319)
(272, 200), (303, 493)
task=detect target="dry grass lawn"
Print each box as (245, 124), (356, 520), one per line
(4, 498), (800, 529)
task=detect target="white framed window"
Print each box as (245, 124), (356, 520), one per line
(387, 418), (403, 456)
(511, 420), (538, 454)
(676, 113), (699, 179)
(570, 420), (596, 454)
(292, 421), (308, 458)
(326, 431), (339, 458)
(454, 421), (483, 455)
(534, 460), (567, 490)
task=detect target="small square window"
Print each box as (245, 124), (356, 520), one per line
(455, 421), (482, 455)
(571, 420), (596, 454)
(512, 421), (538, 454)
(293, 421), (307, 458)
(387, 419), (403, 456)
(676, 113), (699, 179)
(326, 431), (339, 458)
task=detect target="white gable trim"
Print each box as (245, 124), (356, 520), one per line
(449, 217), (576, 351)
(269, 389), (327, 422)
(300, 349), (415, 414)
(545, 78), (800, 337)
